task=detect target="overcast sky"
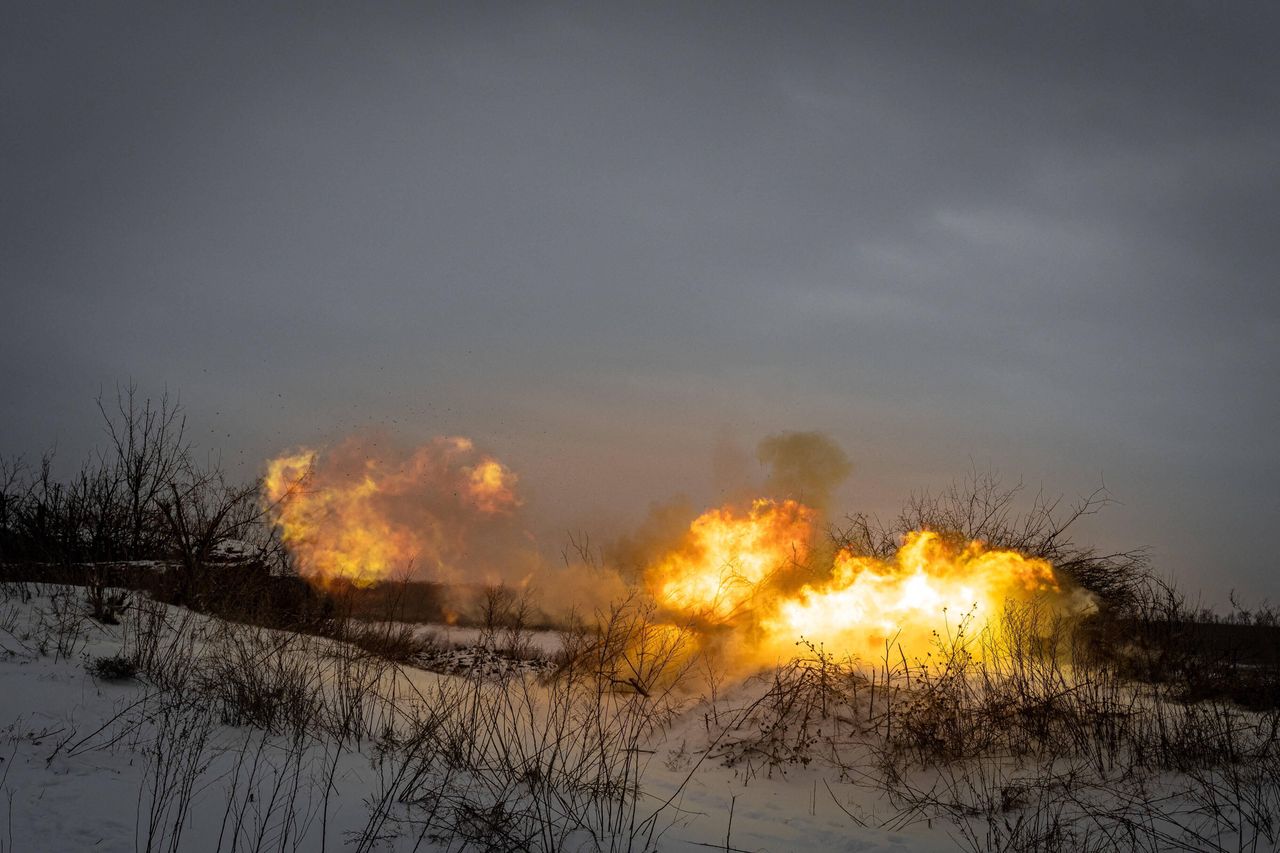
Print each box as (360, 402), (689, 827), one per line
(3, 3), (1278, 601)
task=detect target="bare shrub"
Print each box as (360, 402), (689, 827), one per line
(122, 595), (204, 693)
(835, 469), (1150, 609)
(201, 625), (323, 736)
(717, 641), (864, 777)
(154, 461), (261, 608)
(31, 587), (89, 661)
(554, 594), (699, 698)
(707, 590), (1280, 853)
(214, 726), (319, 853)
(138, 698), (215, 853)
(87, 653), (138, 681)
(85, 567), (129, 624)
(354, 595), (699, 852)
(476, 583), (540, 659)
(344, 621), (436, 665)
(97, 382), (188, 561)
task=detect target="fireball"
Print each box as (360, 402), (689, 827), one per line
(647, 498), (814, 623)
(762, 530), (1066, 659)
(262, 436), (521, 589)
(645, 496), (1083, 662)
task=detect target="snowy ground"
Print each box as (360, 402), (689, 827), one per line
(0, 584), (949, 852)
(5, 583), (1273, 852)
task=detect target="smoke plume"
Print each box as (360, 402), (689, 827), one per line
(756, 430), (853, 512)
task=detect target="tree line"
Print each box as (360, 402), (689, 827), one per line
(0, 383), (281, 603)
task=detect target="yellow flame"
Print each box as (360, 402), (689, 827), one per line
(647, 499), (813, 623)
(763, 530), (1063, 659)
(645, 501), (1083, 662)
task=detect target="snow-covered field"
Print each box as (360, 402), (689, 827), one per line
(0, 584), (945, 852)
(1, 582), (1276, 852)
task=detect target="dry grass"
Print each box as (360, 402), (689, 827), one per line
(707, 597), (1280, 852)
(3, 574), (710, 852)
(5, 504), (1280, 852)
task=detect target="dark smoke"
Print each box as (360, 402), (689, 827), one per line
(757, 431), (853, 512)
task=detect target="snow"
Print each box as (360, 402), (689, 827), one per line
(0, 584), (1124, 852)
(12, 584), (1259, 850)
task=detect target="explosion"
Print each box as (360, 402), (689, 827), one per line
(764, 530), (1067, 659)
(262, 428), (1089, 663)
(646, 503), (1083, 662)
(647, 499), (814, 624)
(263, 435), (522, 589)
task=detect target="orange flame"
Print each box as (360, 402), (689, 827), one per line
(647, 499), (814, 623)
(646, 501), (1085, 662)
(467, 459), (519, 514)
(262, 428), (1088, 663)
(263, 436), (521, 589)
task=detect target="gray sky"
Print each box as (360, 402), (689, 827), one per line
(3, 3), (1278, 601)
